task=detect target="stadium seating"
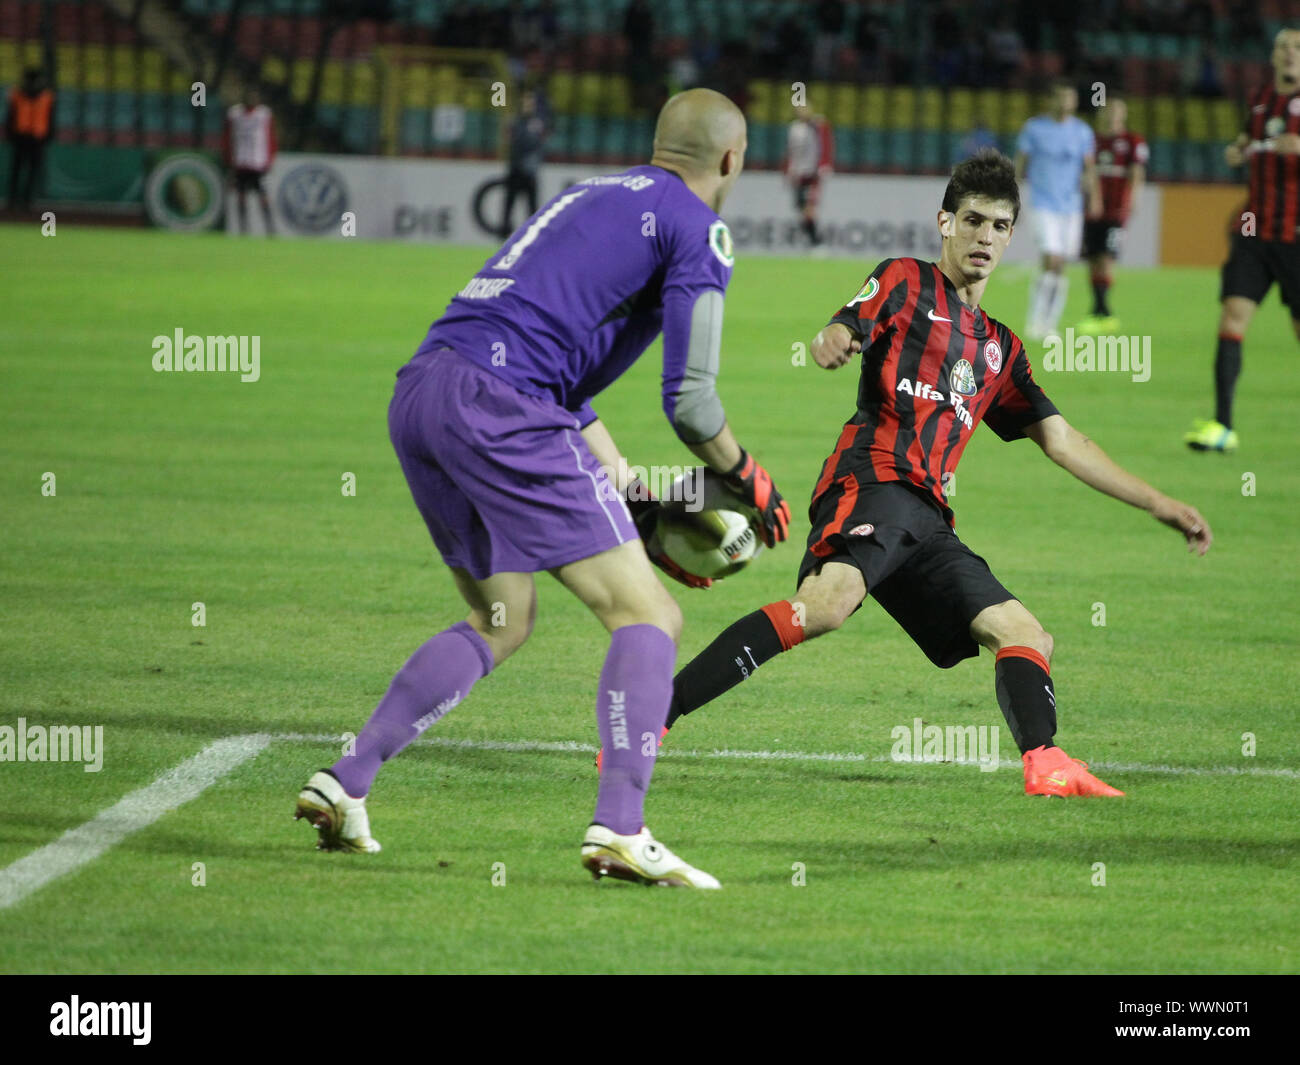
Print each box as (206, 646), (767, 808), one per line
(1, 0), (1293, 182)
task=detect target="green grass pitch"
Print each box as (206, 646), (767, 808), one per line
(1, 223), (1296, 974)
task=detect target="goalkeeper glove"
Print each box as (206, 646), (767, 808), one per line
(723, 449), (791, 548)
(626, 478), (713, 590)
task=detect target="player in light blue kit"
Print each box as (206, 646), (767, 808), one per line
(1015, 82), (1101, 340)
(294, 89), (792, 889)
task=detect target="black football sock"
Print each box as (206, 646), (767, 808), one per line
(1091, 274), (1110, 316)
(994, 647), (1057, 754)
(802, 218), (819, 246)
(666, 602), (805, 728)
(1214, 333), (1243, 429)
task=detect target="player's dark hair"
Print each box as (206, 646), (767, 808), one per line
(943, 149), (1020, 223)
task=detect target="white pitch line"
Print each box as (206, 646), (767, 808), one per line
(291, 732), (1300, 779)
(3, 729), (1294, 911)
(0, 733), (271, 910)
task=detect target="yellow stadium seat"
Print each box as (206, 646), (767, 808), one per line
(974, 88), (1002, 131)
(82, 46), (110, 91)
(0, 41), (19, 84)
(111, 45), (135, 88)
(319, 62), (345, 106)
(803, 82), (831, 118)
(401, 64), (429, 108)
(140, 51), (166, 93)
(1125, 97), (1151, 138)
(860, 85), (886, 127)
(1001, 90), (1031, 135)
(575, 72), (604, 116)
(548, 71), (575, 112)
(746, 80), (775, 124)
(1182, 98), (1210, 141)
(918, 86), (943, 131)
(604, 75), (631, 118)
(947, 88), (974, 131)
(350, 64), (377, 105)
(1152, 96), (1179, 139)
(1210, 99), (1241, 139)
(261, 56), (288, 87)
(830, 83), (857, 127)
(887, 86), (916, 130)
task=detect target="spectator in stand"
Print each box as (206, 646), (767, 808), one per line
(1189, 44), (1224, 98)
(987, 16), (1027, 88)
(6, 67), (54, 213)
(624, 0), (659, 114)
(813, 0), (847, 73)
(223, 86), (277, 236)
(500, 88), (547, 238)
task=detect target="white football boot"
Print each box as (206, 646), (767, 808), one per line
(581, 824), (720, 888)
(294, 770), (382, 853)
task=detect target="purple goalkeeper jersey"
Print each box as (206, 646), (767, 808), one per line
(417, 164), (735, 431)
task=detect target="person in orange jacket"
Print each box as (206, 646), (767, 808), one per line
(6, 68), (54, 212)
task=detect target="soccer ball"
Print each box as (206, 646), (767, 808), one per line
(653, 468), (764, 580)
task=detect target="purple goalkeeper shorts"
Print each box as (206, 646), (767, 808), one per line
(388, 347), (636, 578)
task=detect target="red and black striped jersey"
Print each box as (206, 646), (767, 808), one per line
(816, 257), (1058, 526)
(1244, 84), (1300, 242)
(1096, 132), (1148, 223)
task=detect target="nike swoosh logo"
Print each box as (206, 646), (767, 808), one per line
(1047, 774), (1068, 787)
(927, 308), (951, 322)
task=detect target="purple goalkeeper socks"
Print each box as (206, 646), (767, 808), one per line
(331, 620), (493, 797)
(592, 624), (676, 836)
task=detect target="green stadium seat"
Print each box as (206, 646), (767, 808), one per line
(399, 108), (427, 153)
(549, 114), (574, 158)
(946, 131), (968, 167)
(573, 114), (600, 159)
(747, 121), (775, 168)
(916, 130), (943, 172)
(140, 93), (166, 134)
(886, 129), (914, 171)
(861, 128), (886, 170)
(341, 107), (373, 153)
(1148, 139), (1175, 181)
(834, 126), (861, 169)
(1179, 142), (1210, 182)
(54, 89), (80, 130)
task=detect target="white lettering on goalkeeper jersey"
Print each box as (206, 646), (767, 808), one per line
(457, 277), (516, 299)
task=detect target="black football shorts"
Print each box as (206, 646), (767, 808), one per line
(797, 479), (1016, 669)
(1220, 232), (1300, 315)
(1083, 219), (1124, 258)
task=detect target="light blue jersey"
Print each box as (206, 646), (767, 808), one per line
(1016, 115), (1095, 213)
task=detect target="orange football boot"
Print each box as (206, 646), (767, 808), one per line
(1023, 744), (1125, 797)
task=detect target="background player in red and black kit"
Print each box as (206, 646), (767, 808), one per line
(663, 150), (1213, 798)
(1079, 98), (1147, 334)
(1186, 28), (1300, 453)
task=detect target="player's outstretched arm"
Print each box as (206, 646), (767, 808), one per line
(812, 322), (862, 369)
(1026, 415), (1213, 555)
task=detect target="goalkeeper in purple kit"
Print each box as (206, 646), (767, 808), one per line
(294, 88), (791, 889)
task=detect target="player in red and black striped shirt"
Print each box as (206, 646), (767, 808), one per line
(1080, 98), (1147, 332)
(664, 151), (1213, 798)
(1186, 28), (1300, 452)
